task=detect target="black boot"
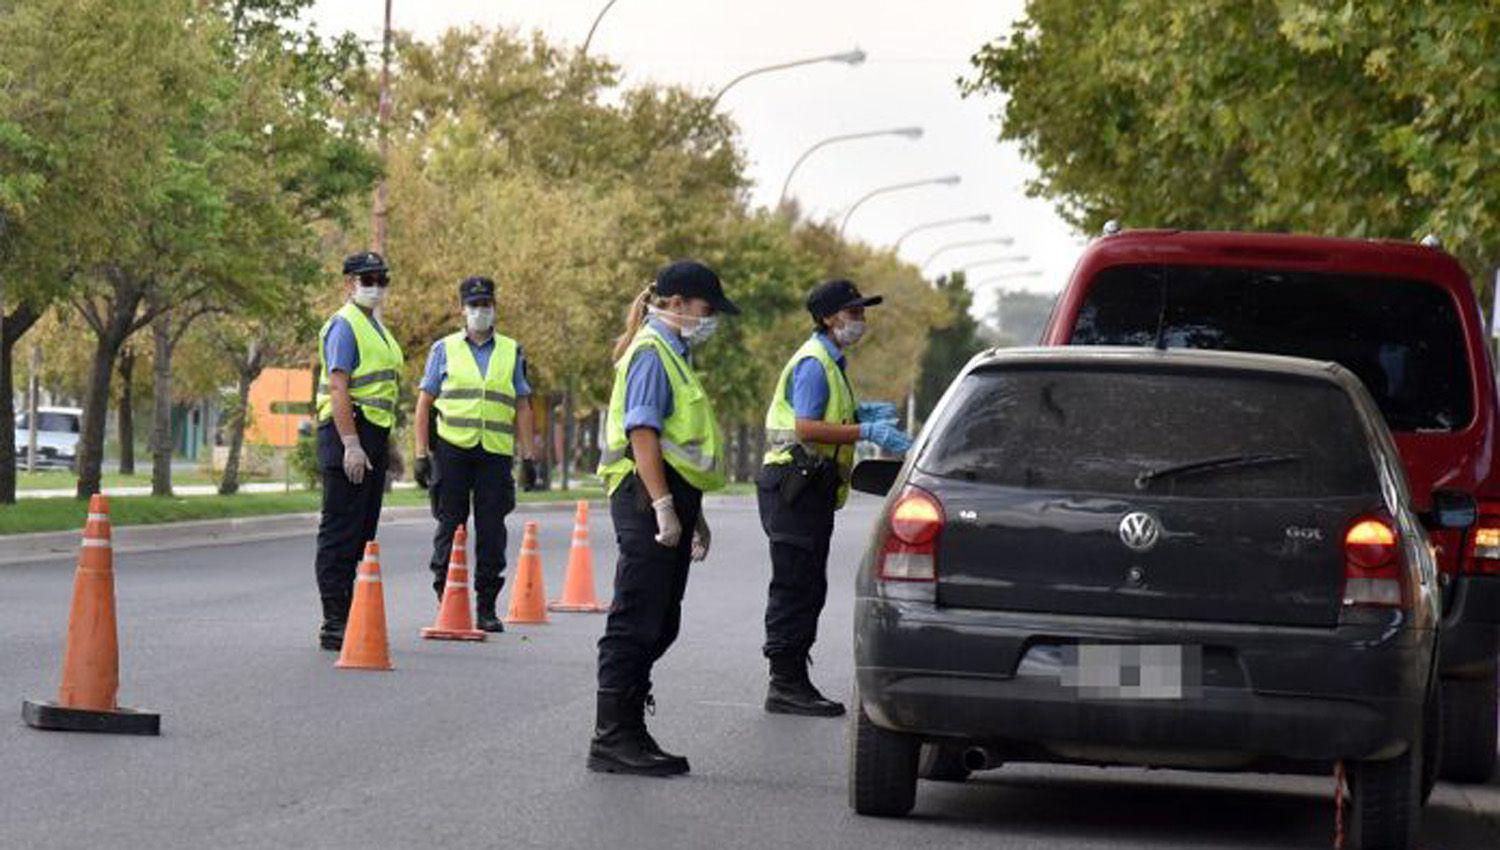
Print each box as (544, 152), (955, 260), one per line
(318, 594), (349, 651)
(765, 653), (845, 717)
(587, 688), (689, 776)
(432, 573), (445, 605)
(475, 589), (505, 633)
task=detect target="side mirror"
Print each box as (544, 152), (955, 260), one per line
(850, 459), (903, 497)
(1425, 489), (1477, 530)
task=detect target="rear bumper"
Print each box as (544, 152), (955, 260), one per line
(1440, 575), (1500, 677)
(855, 597), (1432, 766)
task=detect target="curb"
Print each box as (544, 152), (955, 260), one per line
(0, 494), (754, 567)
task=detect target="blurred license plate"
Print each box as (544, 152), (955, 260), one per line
(1060, 644), (1201, 700)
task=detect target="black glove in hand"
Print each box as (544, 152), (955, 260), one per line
(414, 455), (432, 490)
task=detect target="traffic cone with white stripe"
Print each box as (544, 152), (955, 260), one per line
(549, 501), (606, 613)
(422, 525), (485, 641)
(336, 541), (393, 670)
(505, 521), (549, 625)
(23, 495), (160, 735)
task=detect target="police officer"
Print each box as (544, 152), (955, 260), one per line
(313, 251), (405, 651)
(588, 260), (737, 777)
(412, 276), (535, 632)
(758, 279), (912, 714)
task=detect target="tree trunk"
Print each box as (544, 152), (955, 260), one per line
(76, 328), (130, 499)
(149, 315), (174, 497)
(220, 343), (265, 496)
(117, 345), (136, 475)
(0, 303), (41, 504)
(561, 387), (574, 491)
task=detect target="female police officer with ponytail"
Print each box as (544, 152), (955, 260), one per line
(588, 260), (737, 777)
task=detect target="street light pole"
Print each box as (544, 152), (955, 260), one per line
(839, 175), (961, 239)
(778, 126), (923, 207)
(892, 213), (991, 252)
(921, 237), (1016, 270)
(581, 0), (620, 58)
(953, 255), (1031, 275)
(371, 0), (393, 254)
(710, 48), (866, 110)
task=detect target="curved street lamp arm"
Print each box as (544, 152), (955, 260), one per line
(581, 0), (620, 57)
(778, 128), (921, 207)
(710, 51), (861, 110)
(839, 176), (960, 238)
(893, 215), (990, 252)
(921, 237), (1016, 269)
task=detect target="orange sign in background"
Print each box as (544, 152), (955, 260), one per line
(246, 368), (313, 448)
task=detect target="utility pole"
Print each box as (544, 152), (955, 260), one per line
(371, 0), (393, 254)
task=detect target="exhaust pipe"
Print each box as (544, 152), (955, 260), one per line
(962, 747), (999, 771)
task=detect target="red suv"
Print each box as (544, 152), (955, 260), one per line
(1043, 229), (1500, 783)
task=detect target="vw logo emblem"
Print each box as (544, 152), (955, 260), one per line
(1118, 512), (1161, 552)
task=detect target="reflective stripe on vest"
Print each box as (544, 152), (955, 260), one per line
(433, 331), (518, 455)
(597, 326), (725, 494)
(315, 303), (405, 429)
(762, 335), (857, 508)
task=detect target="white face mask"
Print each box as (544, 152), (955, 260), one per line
(650, 306), (720, 347)
(352, 286), (385, 309)
(833, 319), (867, 347)
(465, 306), (495, 333)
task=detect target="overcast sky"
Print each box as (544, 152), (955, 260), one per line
(307, 1), (1089, 312)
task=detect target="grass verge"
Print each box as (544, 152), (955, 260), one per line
(0, 480), (753, 536)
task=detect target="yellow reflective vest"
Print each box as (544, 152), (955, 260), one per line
(316, 302), (404, 429)
(433, 331), (519, 455)
(598, 324), (725, 495)
(763, 334), (857, 508)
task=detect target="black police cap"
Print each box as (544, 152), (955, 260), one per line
(459, 276), (496, 304)
(806, 278), (882, 320)
(654, 260), (740, 315)
(342, 251), (388, 276)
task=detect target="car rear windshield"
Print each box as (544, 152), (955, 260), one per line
(1068, 265), (1473, 432)
(919, 366), (1381, 498)
(16, 412), (79, 433)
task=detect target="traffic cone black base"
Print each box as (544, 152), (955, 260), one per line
(22, 699), (160, 736)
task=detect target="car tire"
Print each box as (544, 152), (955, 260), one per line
(1438, 674), (1498, 784)
(848, 688), (918, 817)
(1348, 737), (1421, 850)
(917, 744), (972, 782)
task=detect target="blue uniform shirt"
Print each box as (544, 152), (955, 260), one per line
(786, 332), (846, 420)
(419, 335), (532, 398)
(622, 317), (688, 434)
(322, 310), (390, 375)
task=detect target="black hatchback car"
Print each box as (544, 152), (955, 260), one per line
(848, 348), (1464, 850)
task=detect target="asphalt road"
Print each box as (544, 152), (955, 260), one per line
(3, 495), (1498, 849)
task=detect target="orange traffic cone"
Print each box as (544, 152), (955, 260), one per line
(337, 541), (393, 670)
(23, 495), (160, 735)
(422, 525), (486, 641)
(549, 501), (606, 613)
(505, 521), (549, 625)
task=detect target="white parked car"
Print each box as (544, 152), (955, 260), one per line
(14, 406), (82, 469)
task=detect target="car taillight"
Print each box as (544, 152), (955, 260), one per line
(1342, 517), (1404, 607)
(1464, 519), (1500, 576)
(878, 486), (943, 582)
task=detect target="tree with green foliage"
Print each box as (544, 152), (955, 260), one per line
(964, 1), (1499, 280)
(914, 273), (984, 421)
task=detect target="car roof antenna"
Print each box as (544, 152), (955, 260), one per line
(1152, 269), (1170, 351)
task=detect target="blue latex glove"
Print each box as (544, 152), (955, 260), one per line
(856, 401), (900, 425)
(859, 420), (913, 454)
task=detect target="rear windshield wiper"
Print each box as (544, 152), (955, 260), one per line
(1134, 453), (1303, 490)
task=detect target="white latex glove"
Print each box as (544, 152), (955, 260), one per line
(652, 494), (682, 547)
(341, 434), (373, 485)
(691, 513), (711, 562)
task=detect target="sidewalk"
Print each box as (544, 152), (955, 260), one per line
(0, 493), (755, 566)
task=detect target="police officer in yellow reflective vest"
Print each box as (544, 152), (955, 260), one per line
(588, 260), (737, 777)
(758, 279), (912, 714)
(412, 276), (535, 632)
(313, 251), (405, 651)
